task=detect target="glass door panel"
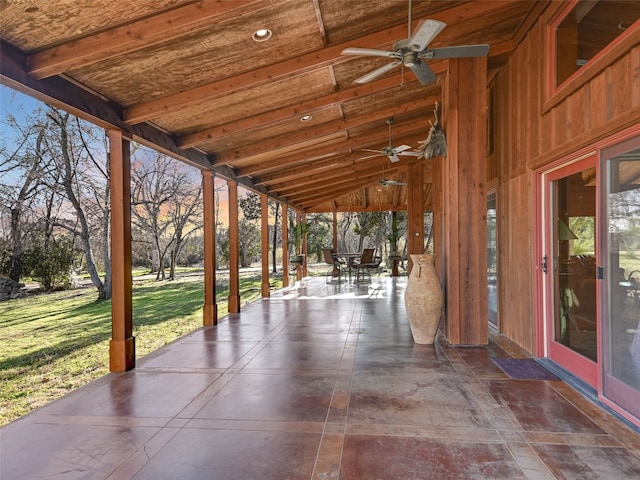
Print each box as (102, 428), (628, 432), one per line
(602, 141), (640, 419)
(487, 193), (498, 329)
(546, 158), (598, 385)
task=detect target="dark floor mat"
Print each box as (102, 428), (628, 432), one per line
(492, 358), (559, 380)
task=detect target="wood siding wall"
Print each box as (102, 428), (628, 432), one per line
(492, 10), (640, 353)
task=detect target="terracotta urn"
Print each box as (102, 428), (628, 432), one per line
(404, 254), (444, 344)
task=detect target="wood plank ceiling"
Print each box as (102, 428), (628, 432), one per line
(0, 0), (545, 212)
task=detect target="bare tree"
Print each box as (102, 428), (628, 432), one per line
(0, 118), (48, 282)
(270, 200), (280, 273)
(45, 108), (111, 299)
(131, 152), (201, 280)
(167, 184), (202, 280)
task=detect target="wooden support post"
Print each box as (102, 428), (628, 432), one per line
(202, 171), (217, 325)
(407, 162), (425, 271)
(228, 179), (241, 313)
(433, 157), (444, 281)
(260, 193), (270, 297)
(442, 57), (488, 346)
(332, 211), (338, 251)
(301, 211), (308, 278)
(282, 204), (289, 287)
(107, 130), (135, 372)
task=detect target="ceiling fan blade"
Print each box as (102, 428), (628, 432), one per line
(389, 153), (401, 163)
(362, 149), (383, 154)
(354, 61), (401, 84)
(393, 144), (412, 153)
(342, 47), (396, 58)
(398, 150), (422, 157)
(410, 60), (437, 85)
(409, 19), (447, 52)
(380, 179), (407, 187)
(358, 153), (383, 161)
(421, 44), (490, 59)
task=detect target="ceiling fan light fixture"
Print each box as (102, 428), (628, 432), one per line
(252, 28), (272, 42)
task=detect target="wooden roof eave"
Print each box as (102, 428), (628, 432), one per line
(0, 40), (295, 207)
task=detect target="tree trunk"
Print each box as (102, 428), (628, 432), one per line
(9, 208), (22, 283)
(53, 111), (107, 299)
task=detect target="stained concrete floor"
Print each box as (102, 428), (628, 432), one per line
(1, 277), (639, 479)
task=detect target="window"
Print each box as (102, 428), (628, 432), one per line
(554, 0), (639, 87)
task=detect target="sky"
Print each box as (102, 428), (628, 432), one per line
(0, 83), (236, 221)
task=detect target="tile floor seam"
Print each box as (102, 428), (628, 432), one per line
(438, 340), (557, 480)
(311, 298), (361, 479)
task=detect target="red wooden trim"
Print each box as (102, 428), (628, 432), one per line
(545, 4), (640, 111)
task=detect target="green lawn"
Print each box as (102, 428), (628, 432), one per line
(0, 272), (283, 426)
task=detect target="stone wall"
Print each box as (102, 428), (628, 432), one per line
(0, 277), (24, 301)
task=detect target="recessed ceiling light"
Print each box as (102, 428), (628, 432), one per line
(300, 115), (312, 122)
(252, 28), (272, 42)
(618, 21), (632, 30)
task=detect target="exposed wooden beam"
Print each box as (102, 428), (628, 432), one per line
(245, 152), (345, 181)
(178, 74), (419, 148)
(306, 203), (407, 213)
(0, 40), (294, 207)
(27, 1), (287, 79)
(512, 1), (551, 46)
(123, 0), (506, 124)
(124, 24), (413, 124)
(254, 126), (428, 186)
(275, 163), (401, 199)
(295, 175), (388, 207)
(236, 108), (440, 179)
(214, 115), (429, 165)
(283, 164), (405, 201)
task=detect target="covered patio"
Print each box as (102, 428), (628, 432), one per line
(2, 277), (639, 479)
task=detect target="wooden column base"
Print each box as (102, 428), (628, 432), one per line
(109, 337), (135, 372)
(203, 304), (218, 326)
(261, 281), (270, 297)
(228, 295), (241, 313)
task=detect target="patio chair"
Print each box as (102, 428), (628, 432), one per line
(352, 248), (379, 282)
(322, 248), (345, 283)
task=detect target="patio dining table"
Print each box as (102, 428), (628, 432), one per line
(335, 252), (362, 281)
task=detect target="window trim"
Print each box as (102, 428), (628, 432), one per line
(544, 2), (640, 113)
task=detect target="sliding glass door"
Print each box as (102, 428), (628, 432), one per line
(601, 138), (640, 419)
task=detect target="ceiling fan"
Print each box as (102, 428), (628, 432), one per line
(341, 0), (490, 85)
(361, 119), (421, 163)
(379, 177), (407, 187)
(378, 161), (407, 187)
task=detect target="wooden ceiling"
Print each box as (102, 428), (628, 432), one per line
(0, 0), (546, 212)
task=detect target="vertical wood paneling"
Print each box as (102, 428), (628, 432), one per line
(607, 54), (631, 118)
(407, 162), (425, 270)
(444, 56), (488, 346)
(589, 71), (608, 129)
(491, 17), (639, 355)
(632, 47), (640, 107)
(568, 89), (586, 140)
